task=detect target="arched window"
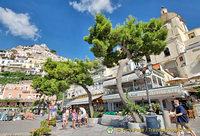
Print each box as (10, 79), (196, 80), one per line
(164, 48), (170, 57)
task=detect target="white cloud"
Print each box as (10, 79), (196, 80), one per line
(0, 7), (40, 40)
(69, 0), (121, 14)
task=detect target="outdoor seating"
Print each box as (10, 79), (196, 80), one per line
(193, 109), (198, 118)
(187, 110), (195, 120)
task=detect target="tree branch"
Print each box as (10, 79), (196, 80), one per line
(119, 41), (131, 59)
(66, 78), (91, 95)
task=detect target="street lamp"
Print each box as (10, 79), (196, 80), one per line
(135, 58), (154, 115)
(135, 58), (160, 136)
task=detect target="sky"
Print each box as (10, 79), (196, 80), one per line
(0, 0), (200, 60)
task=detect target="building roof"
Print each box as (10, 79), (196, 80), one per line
(65, 95), (102, 106)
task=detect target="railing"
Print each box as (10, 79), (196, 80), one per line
(106, 84), (180, 95)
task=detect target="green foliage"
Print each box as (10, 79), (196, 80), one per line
(145, 103), (161, 111)
(186, 101), (195, 106)
(30, 100), (43, 107)
(42, 58), (98, 86)
(57, 109), (63, 115)
(126, 91), (147, 114)
(84, 13), (168, 67)
(57, 91), (64, 101)
(32, 58), (98, 118)
(0, 71), (38, 85)
(75, 106), (80, 111)
(93, 111), (102, 118)
(0, 99), (20, 102)
(50, 49), (56, 54)
(122, 106), (132, 116)
(30, 120), (51, 136)
(48, 119), (56, 125)
(97, 107), (105, 112)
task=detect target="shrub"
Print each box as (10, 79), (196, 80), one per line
(30, 120), (51, 136)
(122, 107), (132, 116)
(57, 110), (62, 115)
(145, 103), (161, 112)
(93, 111), (102, 118)
(97, 107), (105, 112)
(49, 119), (56, 125)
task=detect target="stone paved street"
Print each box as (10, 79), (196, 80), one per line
(0, 117), (200, 136)
(51, 118), (200, 136)
(0, 115), (45, 136)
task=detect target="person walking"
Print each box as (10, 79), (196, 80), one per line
(171, 100), (197, 136)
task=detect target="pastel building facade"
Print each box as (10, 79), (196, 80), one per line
(0, 82), (40, 107)
(150, 8), (200, 78)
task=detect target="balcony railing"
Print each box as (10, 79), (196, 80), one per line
(106, 84), (178, 95)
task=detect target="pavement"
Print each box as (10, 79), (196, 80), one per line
(0, 115), (44, 136)
(0, 116), (200, 136)
(51, 118), (200, 136)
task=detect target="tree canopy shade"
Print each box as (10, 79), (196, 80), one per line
(84, 13), (168, 120)
(84, 13), (168, 67)
(33, 58), (98, 117)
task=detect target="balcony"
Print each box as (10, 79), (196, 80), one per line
(22, 90), (30, 93)
(103, 71), (138, 87)
(103, 85), (188, 102)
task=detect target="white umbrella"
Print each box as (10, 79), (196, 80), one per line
(189, 72), (200, 79)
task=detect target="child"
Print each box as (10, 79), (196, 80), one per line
(40, 110), (43, 117)
(66, 107), (69, 125)
(78, 110), (82, 128)
(84, 112), (88, 126)
(62, 110), (67, 128)
(72, 109), (77, 129)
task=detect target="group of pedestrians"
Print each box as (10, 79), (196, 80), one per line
(62, 107), (88, 129)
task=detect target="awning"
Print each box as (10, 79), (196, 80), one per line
(103, 73), (138, 87)
(66, 95), (102, 106)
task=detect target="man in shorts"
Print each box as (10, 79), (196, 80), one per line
(171, 100), (196, 136)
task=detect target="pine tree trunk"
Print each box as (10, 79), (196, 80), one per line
(67, 79), (94, 118)
(81, 85), (94, 118)
(132, 111), (142, 123)
(116, 58), (129, 106)
(116, 58), (142, 123)
(61, 89), (65, 110)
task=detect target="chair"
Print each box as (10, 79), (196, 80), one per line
(187, 110), (195, 120)
(193, 109), (198, 118)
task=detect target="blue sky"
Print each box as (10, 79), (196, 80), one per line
(0, 0), (200, 60)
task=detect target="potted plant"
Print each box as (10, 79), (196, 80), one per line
(88, 111), (102, 124)
(48, 119), (56, 127)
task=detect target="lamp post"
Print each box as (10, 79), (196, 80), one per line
(135, 58), (160, 136)
(135, 58), (154, 115)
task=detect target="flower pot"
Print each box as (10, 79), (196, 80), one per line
(88, 118), (99, 124)
(128, 122), (146, 133)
